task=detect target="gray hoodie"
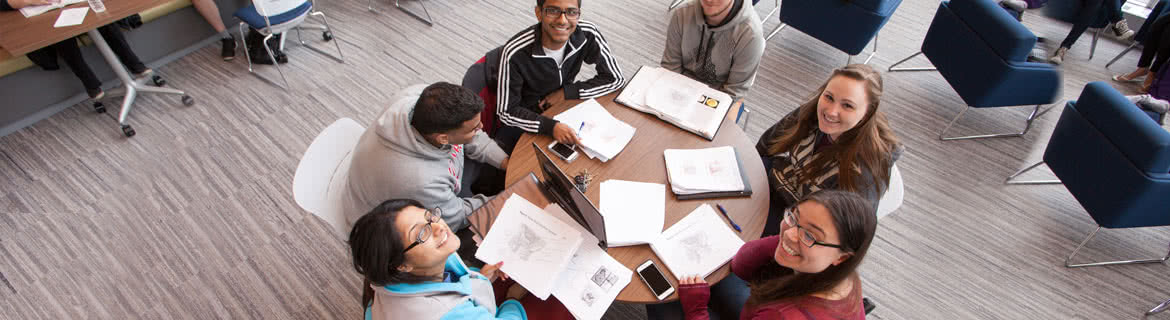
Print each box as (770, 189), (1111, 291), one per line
(662, 0), (766, 101)
(342, 84), (508, 231)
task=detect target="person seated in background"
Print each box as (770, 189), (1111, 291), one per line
(2, 0), (153, 100)
(672, 190), (878, 320)
(190, 0), (236, 61)
(661, 0), (764, 103)
(1049, 0), (1134, 65)
(350, 199), (574, 320)
(489, 0), (625, 152)
(757, 64), (901, 237)
(1112, 12), (1170, 92)
(341, 82), (509, 257)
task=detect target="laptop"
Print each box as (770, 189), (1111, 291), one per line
(531, 142), (608, 248)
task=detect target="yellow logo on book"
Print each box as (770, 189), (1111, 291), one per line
(697, 95), (719, 108)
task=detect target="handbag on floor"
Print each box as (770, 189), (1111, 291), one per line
(245, 28), (288, 65)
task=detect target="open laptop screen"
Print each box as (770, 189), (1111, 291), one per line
(531, 142), (607, 248)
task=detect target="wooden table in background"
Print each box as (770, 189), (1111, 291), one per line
(0, 0), (169, 57)
(482, 92), (770, 304)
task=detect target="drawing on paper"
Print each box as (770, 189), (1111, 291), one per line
(679, 233), (711, 263)
(581, 288), (598, 306)
(590, 266), (620, 291)
(507, 224), (546, 261)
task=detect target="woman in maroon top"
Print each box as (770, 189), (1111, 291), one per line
(678, 190), (878, 320)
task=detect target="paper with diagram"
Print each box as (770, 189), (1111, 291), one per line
(553, 99), (636, 162)
(475, 195), (584, 300)
(544, 204), (633, 320)
(649, 204), (745, 278)
(664, 146), (748, 197)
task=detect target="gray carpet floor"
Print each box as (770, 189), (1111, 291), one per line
(2, 0), (1169, 319)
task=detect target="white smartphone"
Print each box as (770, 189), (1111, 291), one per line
(548, 141), (579, 162)
(636, 260), (675, 300)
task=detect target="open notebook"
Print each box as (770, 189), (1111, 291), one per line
(616, 66), (734, 140)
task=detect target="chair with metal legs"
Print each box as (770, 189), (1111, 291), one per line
(369, 0), (434, 26)
(765, 0), (900, 65)
(234, 0), (345, 90)
(1007, 82), (1170, 269)
(1042, 0), (1130, 61)
(887, 0), (1060, 141)
(1147, 298), (1170, 318)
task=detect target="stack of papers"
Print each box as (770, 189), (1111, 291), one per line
(648, 204), (746, 278)
(553, 99), (636, 162)
(20, 0), (84, 17)
(663, 146), (749, 198)
(475, 195), (584, 300)
(615, 66), (733, 140)
(599, 180), (666, 247)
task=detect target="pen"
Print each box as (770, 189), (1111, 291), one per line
(578, 122), (586, 132)
(715, 204), (742, 233)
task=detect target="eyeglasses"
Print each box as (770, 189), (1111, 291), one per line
(402, 207), (442, 254)
(781, 208), (845, 250)
(542, 6), (581, 19)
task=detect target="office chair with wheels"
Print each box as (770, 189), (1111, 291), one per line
(234, 0), (345, 89)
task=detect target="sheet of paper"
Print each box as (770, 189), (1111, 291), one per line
(545, 204), (634, 320)
(20, 0), (83, 18)
(599, 179), (665, 246)
(649, 204), (745, 279)
(474, 195), (584, 300)
(53, 7), (88, 28)
(615, 66), (669, 113)
(553, 99), (636, 162)
(664, 146), (744, 194)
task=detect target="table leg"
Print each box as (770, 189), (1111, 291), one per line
(86, 29), (189, 132)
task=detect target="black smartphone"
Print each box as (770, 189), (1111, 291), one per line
(636, 260), (675, 300)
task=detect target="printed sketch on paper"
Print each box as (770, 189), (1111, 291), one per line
(581, 288), (598, 306)
(680, 233), (711, 264)
(590, 266), (620, 291)
(507, 224), (546, 261)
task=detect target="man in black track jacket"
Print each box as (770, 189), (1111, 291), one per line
(487, 0), (625, 152)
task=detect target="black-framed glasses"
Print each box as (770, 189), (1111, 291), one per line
(402, 207), (442, 254)
(782, 208), (846, 250)
(542, 6), (581, 19)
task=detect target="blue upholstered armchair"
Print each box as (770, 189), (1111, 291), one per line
(888, 0), (1061, 140)
(1007, 82), (1170, 268)
(768, 0), (902, 64)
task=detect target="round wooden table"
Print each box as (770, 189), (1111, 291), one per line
(504, 93), (770, 304)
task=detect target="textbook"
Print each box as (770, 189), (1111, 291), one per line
(648, 204), (746, 279)
(663, 146), (753, 200)
(615, 66), (734, 140)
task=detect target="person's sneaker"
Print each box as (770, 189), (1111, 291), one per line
(1112, 20), (1135, 41)
(133, 68), (153, 79)
(87, 88), (105, 100)
(221, 37), (236, 61)
(1048, 47), (1068, 65)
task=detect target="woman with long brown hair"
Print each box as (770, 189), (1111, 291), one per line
(757, 64), (901, 236)
(677, 190), (879, 319)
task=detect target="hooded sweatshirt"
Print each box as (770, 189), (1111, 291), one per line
(366, 253), (527, 320)
(662, 0), (766, 101)
(342, 84), (509, 231)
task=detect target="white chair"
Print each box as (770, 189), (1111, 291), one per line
(293, 118), (365, 239)
(876, 163), (904, 219)
(234, 0), (345, 89)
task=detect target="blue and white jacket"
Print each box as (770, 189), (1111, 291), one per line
(366, 254), (526, 320)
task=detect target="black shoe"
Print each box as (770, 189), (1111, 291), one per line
(221, 37), (236, 61)
(863, 297), (876, 315)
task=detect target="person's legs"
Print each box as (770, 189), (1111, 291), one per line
(1060, 0), (1106, 49)
(707, 274), (751, 320)
(190, 0), (236, 60)
(96, 25), (149, 75)
(52, 39), (104, 98)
